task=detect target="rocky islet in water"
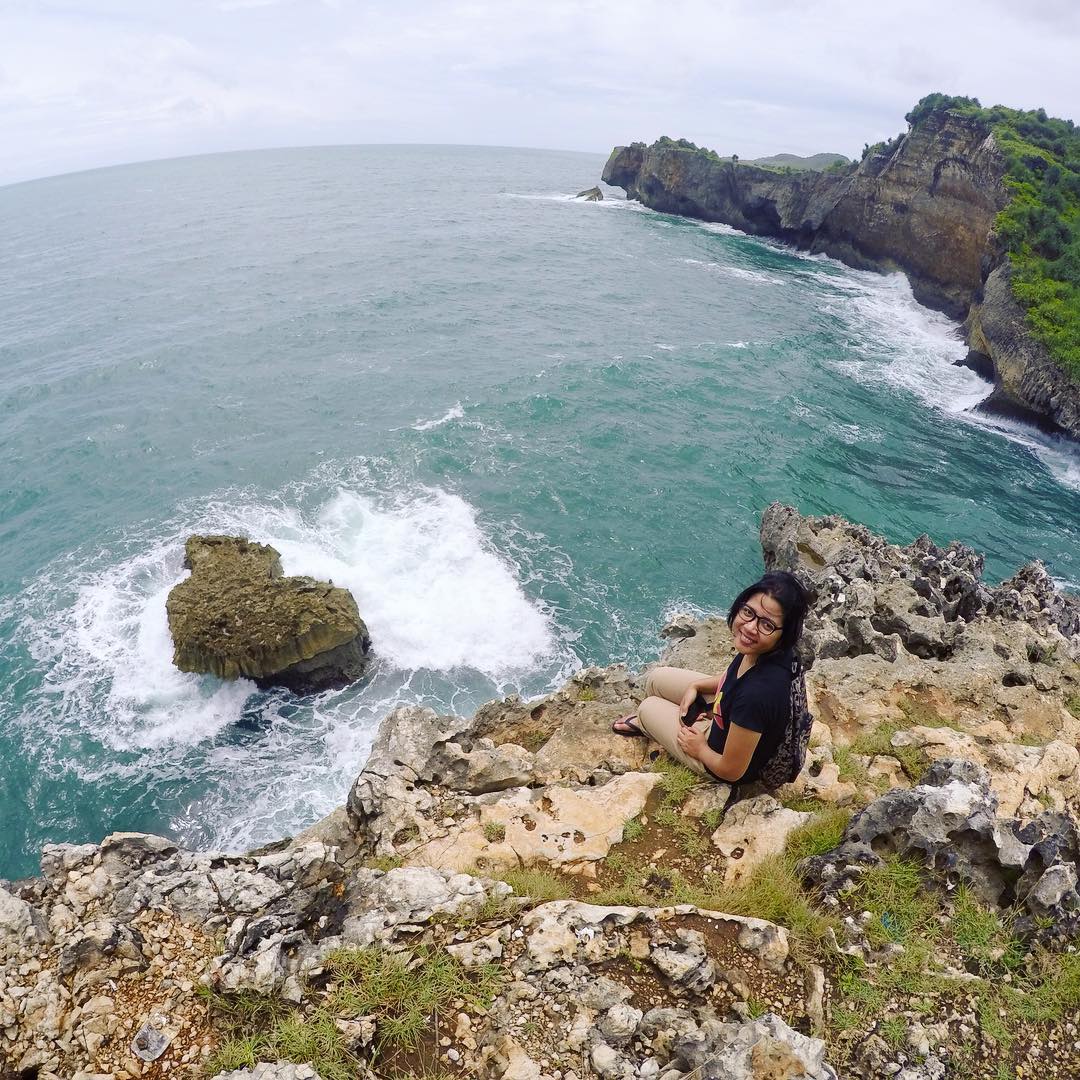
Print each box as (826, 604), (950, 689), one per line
(4, 505), (1079, 1079)
(165, 535), (371, 695)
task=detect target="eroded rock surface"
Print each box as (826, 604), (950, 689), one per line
(801, 759), (1080, 945)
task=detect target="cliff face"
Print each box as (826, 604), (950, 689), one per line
(967, 262), (1080, 435)
(602, 112), (1080, 439)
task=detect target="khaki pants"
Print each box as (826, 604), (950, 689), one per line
(639, 667), (729, 792)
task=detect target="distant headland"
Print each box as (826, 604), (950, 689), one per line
(602, 94), (1080, 441)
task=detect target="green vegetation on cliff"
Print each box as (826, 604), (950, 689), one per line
(907, 94), (1080, 378)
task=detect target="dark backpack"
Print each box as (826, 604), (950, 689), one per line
(757, 654), (813, 790)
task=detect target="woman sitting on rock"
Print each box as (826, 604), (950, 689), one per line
(612, 571), (809, 785)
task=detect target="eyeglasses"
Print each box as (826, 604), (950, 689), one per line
(737, 604), (782, 636)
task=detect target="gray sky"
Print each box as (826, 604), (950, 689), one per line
(3, 0), (1078, 187)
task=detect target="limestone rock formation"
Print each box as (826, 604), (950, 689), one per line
(800, 759), (1080, 946)
(575, 185), (604, 201)
(6, 506), (1080, 1079)
(166, 535), (371, 693)
(601, 107), (1080, 438)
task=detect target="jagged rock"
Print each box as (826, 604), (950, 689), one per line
(347, 702), (655, 873)
(575, 185), (603, 201)
(650, 929), (717, 993)
(759, 502), (989, 663)
(671, 1014), (837, 1079)
(166, 535), (370, 693)
(661, 612), (698, 638)
(800, 759), (1080, 944)
(989, 559), (1080, 640)
(0, 885), (50, 958)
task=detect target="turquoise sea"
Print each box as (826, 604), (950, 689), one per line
(2, 145), (1079, 881)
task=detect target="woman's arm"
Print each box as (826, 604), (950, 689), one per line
(676, 722), (761, 782)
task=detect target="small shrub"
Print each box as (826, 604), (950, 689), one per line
(1027, 639), (1058, 664)
(878, 1016), (907, 1048)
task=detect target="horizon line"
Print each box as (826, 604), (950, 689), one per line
(1, 141), (614, 191)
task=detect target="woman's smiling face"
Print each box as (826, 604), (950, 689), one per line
(732, 591), (785, 658)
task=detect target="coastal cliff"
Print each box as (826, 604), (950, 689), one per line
(602, 107), (1080, 439)
(3, 507), (1080, 1080)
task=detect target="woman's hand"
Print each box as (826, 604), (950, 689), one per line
(678, 685), (698, 720)
(676, 721), (708, 761)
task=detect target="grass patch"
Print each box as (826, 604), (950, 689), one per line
(327, 945), (500, 1054)
(1065, 693), (1080, 721)
(621, 815), (645, 843)
(482, 821), (506, 843)
(847, 722), (928, 783)
(654, 804), (710, 858)
(831, 743), (869, 786)
(496, 867), (573, 902)
(686, 854), (838, 960)
(783, 808), (852, 864)
(203, 945), (502, 1079)
(896, 695), (958, 730)
(878, 1016), (906, 1048)
(651, 756), (704, 807)
(745, 996), (769, 1019)
(951, 885), (1025, 978)
(852, 857), (940, 948)
(779, 793), (823, 814)
(364, 854), (405, 872)
(576, 686), (598, 702)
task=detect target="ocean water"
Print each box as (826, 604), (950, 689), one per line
(2, 145), (1079, 881)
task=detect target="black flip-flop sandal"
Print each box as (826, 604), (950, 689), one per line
(611, 715), (646, 738)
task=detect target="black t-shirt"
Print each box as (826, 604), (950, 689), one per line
(705, 647), (792, 783)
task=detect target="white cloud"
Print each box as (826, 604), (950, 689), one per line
(1, 0), (1078, 185)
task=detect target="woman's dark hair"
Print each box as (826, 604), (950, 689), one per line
(727, 570), (810, 652)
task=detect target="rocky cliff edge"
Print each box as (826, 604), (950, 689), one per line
(3, 505), (1080, 1080)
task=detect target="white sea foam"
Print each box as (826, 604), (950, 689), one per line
(682, 258), (784, 286)
(823, 270), (990, 415)
(698, 221), (742, 237)
(14, 481), (557, 751)
(826, 421), (883, 445)
(6, 479), (564, 852)
(285, 488), (556, 674)
(412, 402), (464, 431)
